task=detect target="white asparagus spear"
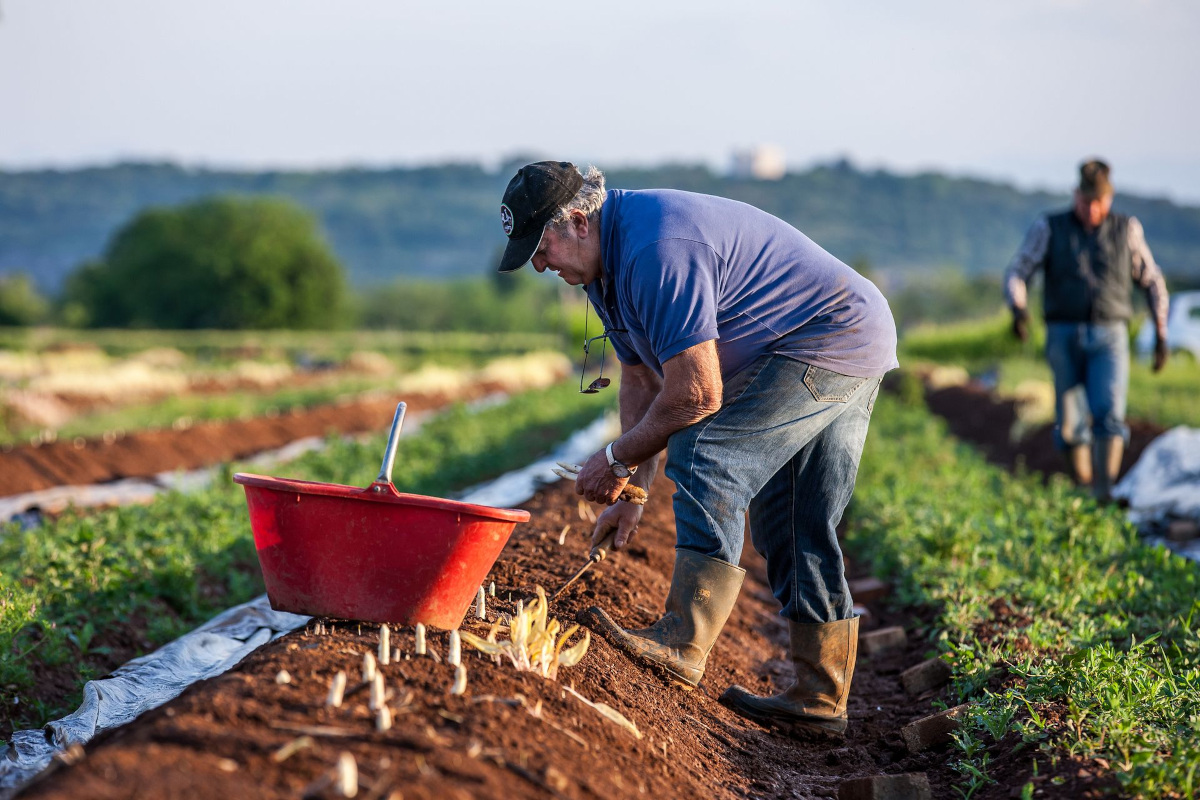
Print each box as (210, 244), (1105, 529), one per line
(326, 671), (346, 708)
(336, 752), (357, 797)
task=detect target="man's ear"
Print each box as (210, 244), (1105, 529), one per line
(571, 209), (591, 238)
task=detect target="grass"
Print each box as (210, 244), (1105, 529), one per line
(849, 391), (1200, 797)
(0, 380), (612, 740)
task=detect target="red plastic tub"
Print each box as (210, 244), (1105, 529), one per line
(233, 403), (530, 629)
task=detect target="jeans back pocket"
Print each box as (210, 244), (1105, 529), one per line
(803, 364), (867, 403)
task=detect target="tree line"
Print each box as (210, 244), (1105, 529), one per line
(4, 160), (1199, 296)
(0, 195), (570, 332)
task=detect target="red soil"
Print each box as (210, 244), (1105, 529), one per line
(0, 383), (515, 499)
(923, 382), (1165, 484)
(15, 380), (1128, 799)
(19, 472), (998, 800)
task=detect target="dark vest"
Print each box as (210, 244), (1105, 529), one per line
(1043, 210), (1133, 323)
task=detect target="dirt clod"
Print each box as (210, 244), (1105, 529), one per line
(848, 577), (890, 605)
(898, 659), (951, 697)
(859, 626), (908, 657)
(838, 772), (932, 800)
(899, 704), (969, 754)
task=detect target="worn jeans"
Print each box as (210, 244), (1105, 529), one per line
(1044, 322), (1130, 450)
(664, 355), (881, 625)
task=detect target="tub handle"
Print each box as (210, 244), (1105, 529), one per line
(375, 402), (407, 486)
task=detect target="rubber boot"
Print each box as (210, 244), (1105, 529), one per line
(719, 616), (858, 737)
(1066, 444), (1093, 486)
(581, 549), (745, 688)
(1091, 436), (1124, 503)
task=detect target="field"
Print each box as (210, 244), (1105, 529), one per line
(2, 323), (1199, 798)
(901, 313), (1200, 430)
(0, 326), (564, 446)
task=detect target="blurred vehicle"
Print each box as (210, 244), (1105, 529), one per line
(1136, 290), (1200, 360)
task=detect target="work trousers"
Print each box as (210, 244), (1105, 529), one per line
(1045, 321), (1130, 450)
(664, 355), (880, 625)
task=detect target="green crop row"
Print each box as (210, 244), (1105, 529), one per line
(0, 326), (563, 361)
(0, 381), (611, 740)
(848, 391), (1200, 798)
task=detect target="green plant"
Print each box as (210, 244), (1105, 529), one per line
(848, 394), (1200, 797)
(63, 196), (349, 330)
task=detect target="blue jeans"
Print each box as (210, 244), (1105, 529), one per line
(1044, 322), (1130, 450)
(664, 356), (881, 625)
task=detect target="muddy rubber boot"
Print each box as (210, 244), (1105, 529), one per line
(1066, 444), (1093, 486)
(719, 616), (858, 738)
(1091, 436), (1124, 503)
(580, 549), (745, 688)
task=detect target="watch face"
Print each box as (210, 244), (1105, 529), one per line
(611, 463), (630, 479)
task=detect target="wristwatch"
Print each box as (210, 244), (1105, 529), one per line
(605, 442), (638, 479)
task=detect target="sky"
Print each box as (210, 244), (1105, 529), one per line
(2, 0), (1199, 201)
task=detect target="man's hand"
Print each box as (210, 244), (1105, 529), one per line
(1011, 307), (1030, 342)
(1154, 336), (1169, 373)
(573, 448), (629, 505)
(592, 501), (643, 551)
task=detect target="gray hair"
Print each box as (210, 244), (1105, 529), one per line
(547, 165), (606, 233)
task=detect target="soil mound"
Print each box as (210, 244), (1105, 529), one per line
(924, 382), (1165, 482)
(19, 474), (974, 799)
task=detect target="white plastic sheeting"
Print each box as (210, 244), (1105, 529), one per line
(0, 597), (308, 798)
(455, 413), (619, 508)
(0, 411), (617, 797)
(1113, 426), (1200, 563)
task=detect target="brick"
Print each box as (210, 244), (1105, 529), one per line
(848, 576), (890, 604)
(899, 658), (952, 696)
(900, 704), (970, 753)
(1166, 519), (1200, 542)
(859, 625), (907, 657)
(839, 773), (932, 800)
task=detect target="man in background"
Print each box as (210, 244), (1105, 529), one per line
(1005, 159), (1169, 500)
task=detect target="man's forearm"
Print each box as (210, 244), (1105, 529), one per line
(616, 397), (711, 469)
(617, 370), (662, 489)
(1005, 215), (1049, 311)
(614, 373), (721, 469)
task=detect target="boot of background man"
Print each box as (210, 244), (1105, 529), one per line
(1091, 436), (1124, 502)
(582, 548), (745, 688)
(719, 616), (858, 737)
(1066, 444), (1093, 485)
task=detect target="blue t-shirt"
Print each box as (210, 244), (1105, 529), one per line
(585, 189), (899, 381)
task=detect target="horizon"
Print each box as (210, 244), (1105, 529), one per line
(2, 1), (1198, 202)
(2, 154), (1193, 207)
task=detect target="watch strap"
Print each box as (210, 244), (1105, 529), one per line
(606, 442), (637, 475)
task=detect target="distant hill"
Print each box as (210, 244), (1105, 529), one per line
(3, 160), (1199, 292)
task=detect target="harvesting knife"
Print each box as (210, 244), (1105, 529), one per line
(549, 529), (618, 603)
(552, 462), (648, 505)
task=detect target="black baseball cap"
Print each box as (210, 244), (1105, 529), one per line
(497, 161), (584, 273)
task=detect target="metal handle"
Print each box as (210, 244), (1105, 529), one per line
(375, 402), (407, 485)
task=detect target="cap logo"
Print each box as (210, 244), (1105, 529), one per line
(500, 204), (514, 237)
